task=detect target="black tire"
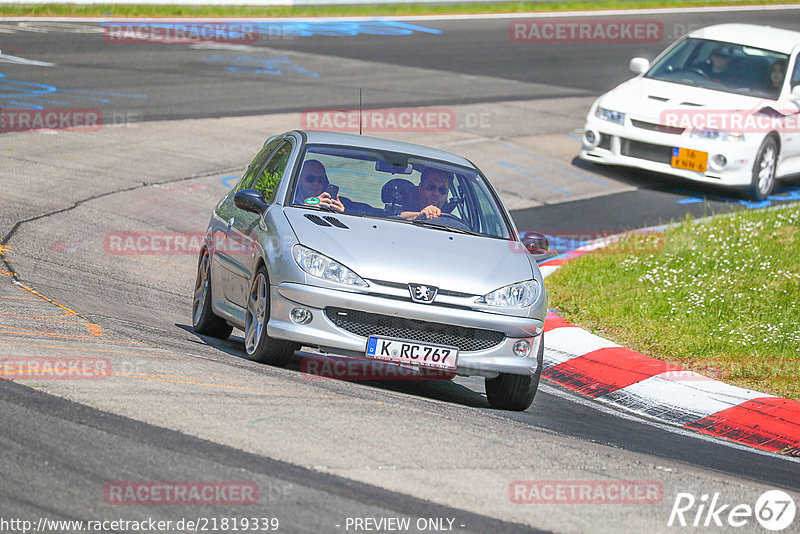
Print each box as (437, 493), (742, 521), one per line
(192, 249), (233, 339)
(748, 136), (778, 201)
(244, 265), (295, 365)
(485, 334), (544, 411)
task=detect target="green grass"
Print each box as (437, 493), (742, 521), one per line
(0, 0), (796, 18)
(545, 204), (800, 400)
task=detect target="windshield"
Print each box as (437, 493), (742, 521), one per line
(645, 38), (789, 99)
(288, 144), (512, 239)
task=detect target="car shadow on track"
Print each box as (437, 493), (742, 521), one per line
(572, 157), (800, 202)
(179, 324), (492, 409)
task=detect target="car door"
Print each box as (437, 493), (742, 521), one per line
(213, 138), (284, 306)
(226, 138), (295, 308)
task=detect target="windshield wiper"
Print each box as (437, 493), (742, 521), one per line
(411, 219), (482, 236)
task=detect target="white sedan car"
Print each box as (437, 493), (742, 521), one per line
(581, 24), (800, 200)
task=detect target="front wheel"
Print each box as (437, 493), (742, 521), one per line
(485, 334), (544, 411)
(244, 266), (295, 365)
(748, 136), (778, 201)
(192, 249), (233, 339)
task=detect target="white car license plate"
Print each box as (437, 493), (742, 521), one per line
(366, 336), (458, 370)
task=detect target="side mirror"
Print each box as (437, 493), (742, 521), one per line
(519, 231), (549, 255)
(234, 189), (268, 214)
(629, 57), (650, 75)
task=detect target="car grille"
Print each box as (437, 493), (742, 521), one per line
(630, 119), (684, 135)
(325, 307), (505, 352)
(620, 138), (673, 164)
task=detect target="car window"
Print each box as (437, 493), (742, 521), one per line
(236, 138), (283, 193)
(291, 144), (512, 239)
(645, 38), (789, 100)
(791, 57), (800, 88)
(252, 141), (292, 203)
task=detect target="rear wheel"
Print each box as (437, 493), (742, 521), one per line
(748, 136), (778, 201)
(245, 266), (295, 365)
(192, 249), (233, 339)
(485, 334), (544, 411)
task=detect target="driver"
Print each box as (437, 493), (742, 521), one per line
(699, 45), (735, 84)
(400, 168), (451, 221)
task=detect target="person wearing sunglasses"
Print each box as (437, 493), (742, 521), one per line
(697, 45), (736, 85)
(400, 168), (451, 221)
(294, 159), (344, 213)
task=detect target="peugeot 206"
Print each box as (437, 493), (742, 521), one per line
(192, 130), (549, 410)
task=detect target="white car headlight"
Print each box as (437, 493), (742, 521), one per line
(292, 245), (367, 287)
(595, 107), (626, 125)
(477, 280), (540, 308)
(690, 128), (744, 142)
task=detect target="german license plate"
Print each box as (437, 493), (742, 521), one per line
(366, 336), (458, 370)
(671, 147), (708, 172)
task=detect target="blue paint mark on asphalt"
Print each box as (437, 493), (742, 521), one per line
(253, 19), (441, 37)
(202, 55), (318, 77)
(0, 73), (149, 109)
(564, 133), (583, 144)
(675, 186), (800, 208)
(61, 89), (149, 99)
(768, 189), (800, 202)
(500, 142), (608, 187)
(221, 176), (239, 188)
(737, 199), (772, 209)
(497, 161), (571, 195)
(5, 100), (45, 109)
(100, 19), (441, 38)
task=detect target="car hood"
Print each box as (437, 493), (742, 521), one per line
(599, 77), (775, 123)
(284, 208), (535, 295)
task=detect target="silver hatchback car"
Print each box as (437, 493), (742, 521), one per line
(192, 130), (549, 410)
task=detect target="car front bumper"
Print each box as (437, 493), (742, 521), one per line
(267, 282), (544, 378)
(579, 114), (763, 187)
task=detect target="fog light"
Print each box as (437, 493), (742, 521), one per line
(712, 154), (727, 168)
(585, 130), (596, 144)
(513, 340), (531, 358)
(290, 307), (312, 325)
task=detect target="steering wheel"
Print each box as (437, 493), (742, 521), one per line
(430, 212), (472, 231)
(685, 67), (710, 79)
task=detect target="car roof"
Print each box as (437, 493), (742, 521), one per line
(296, 130), (475, 168)
(689, 24), (800, 54)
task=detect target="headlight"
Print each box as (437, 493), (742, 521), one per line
(477, 280), (540, 308)
(595, 107), (626, 125)
(292, 245), (367, 287)
(690, 128), (744, 142)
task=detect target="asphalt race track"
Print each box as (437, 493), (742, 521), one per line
(1, 7), (799, 534)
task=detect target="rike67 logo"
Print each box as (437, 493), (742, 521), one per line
(668, 490), (796, 531)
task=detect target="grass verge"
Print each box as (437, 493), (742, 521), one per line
(545, 203), (800, 401)
(0, 0), (795, 18)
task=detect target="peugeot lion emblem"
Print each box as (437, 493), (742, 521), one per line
(408, 283), (438, 303)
